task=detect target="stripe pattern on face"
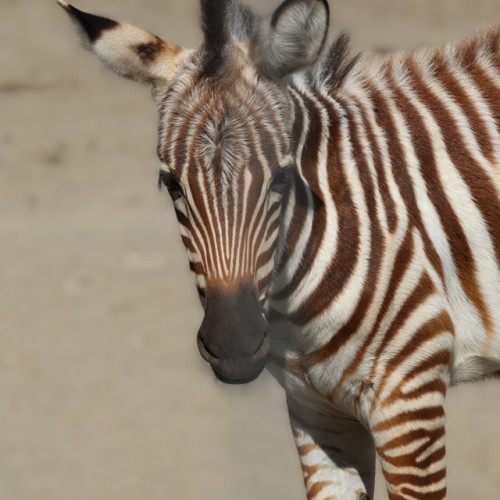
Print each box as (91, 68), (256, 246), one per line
(157, 49), (293, 299)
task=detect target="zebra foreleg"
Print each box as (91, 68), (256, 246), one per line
(368, 376), (448, 500)
(287, 395), (376, 500)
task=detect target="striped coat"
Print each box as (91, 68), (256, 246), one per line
(58, 1), (500, 498)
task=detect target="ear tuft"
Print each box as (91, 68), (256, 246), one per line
(251, 0), (330, 80)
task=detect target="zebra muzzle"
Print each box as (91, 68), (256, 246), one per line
(196, 284), (270, 384)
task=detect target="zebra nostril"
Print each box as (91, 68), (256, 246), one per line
(252, 330), (270, 358)
(252, 335), (265, 356)
(197, 333), (219, 362)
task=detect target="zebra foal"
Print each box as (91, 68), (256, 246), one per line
(57, 0), (500, 498)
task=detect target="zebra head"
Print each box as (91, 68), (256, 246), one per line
(58, 0), (330, 383)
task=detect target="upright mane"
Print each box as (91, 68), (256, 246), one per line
(200, 0), (256, 76)
(200, 0), (231, 74)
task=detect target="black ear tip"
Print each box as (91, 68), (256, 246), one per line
(57, 1), (119, 43)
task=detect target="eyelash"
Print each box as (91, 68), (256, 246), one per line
(158, 171), (183, 200)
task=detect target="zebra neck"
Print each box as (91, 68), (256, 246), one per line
(268, 86), (369, 328)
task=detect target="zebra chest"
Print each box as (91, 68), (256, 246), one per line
(266, 316), (374, 417)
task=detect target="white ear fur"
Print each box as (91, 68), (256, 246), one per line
(57, 1), (185, 96)
(251, 0), (329, 80)
(92, 26), (183, 85)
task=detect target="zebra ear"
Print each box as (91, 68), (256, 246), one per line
(57, 1), (184, 97)
(250, 0), (330, 80)
(229, 2), (258, 43)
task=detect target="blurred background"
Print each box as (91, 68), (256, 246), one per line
(1, 1), (499, 499)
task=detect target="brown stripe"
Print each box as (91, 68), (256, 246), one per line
(353, 96), (398, 233)
(376, 351), (448, 420)
(400, 486), (446, 500)
(287, 92), (361, 325)
(405, 58), (496, 333)
(371, 315), (451, 413)
(372, 273), (436, 374)
(383, 467), (446, 488)
(189, 261), (204, 275)
(379, 428), (445, 469)
(381, 314), (453, 396)
(468, 61), (500, 139)
(307, 96), (385, 366)
(372, 405), (444, 433)
(242, 151), (269, 275)
(168, 81), (205, 171)
(308, 481), (336, 499)
(383, 379), (447, 414)
(366, 74), (444, 279)
(181, 235), (196, 254)
(381, 426), (445, 455)
(274, 94), (307, 277)
(335, 233), (415, 389)
(301, 463), (332, 482)
(187, 162), (218, 279)
(431, 52), (495, 162)
(272, 92), (327, 301)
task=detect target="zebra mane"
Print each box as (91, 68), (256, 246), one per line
(200, 0), (257, 75)
(200, 0), (230, 73)
(319, 33), (360, 90)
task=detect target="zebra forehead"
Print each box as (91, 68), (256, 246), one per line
(199, 110), (253, 175)
(160, 82), (290, 177)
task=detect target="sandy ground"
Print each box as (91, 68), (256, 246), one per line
(1, 1), (499, 499)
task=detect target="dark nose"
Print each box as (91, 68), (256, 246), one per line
(197, 285), (270, 384)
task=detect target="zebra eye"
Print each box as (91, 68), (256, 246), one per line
(269, 166), (293, 195)
(158, 170), (183, 201)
